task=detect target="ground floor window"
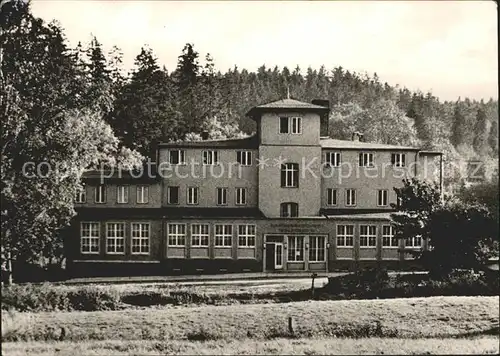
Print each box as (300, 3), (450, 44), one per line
(288, 235), (304, 262)
(168, 223), (186, 246)
(382, 225), (398, 248)
(309, 235), (326, 262)
(215, 224), (233, 247)
(238, 224), (256, 247)
(405, 235), (422, 248)
(132, 223), (150, 254)
(359, 225), (377, 247)
(336, 225), (354, 247)
(191, 224), (209, 247)
(106, 222), (125, 254)
(81, 222), (100, 254)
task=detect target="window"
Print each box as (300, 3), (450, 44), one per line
(309, 235), (326, 262)
(106, 223), (125, 254)
(167, 223), (186, 246)
(291, 117), (302, 134)
(325, 152), (341, 167)
(405, 235), (422, 248)
(360, 225), (377, 247)
(281, 163), (299, 188)
(346, 189), (356, 206)
(81, 222), (100, 254)
(279, 116), (289, 133)
(382, 225), (398, 248)
(117, 186), (129, 204)
(337, 225), (354, 247)
(377, 189), (388, 206)
(236, 188), (247, 205)
(391, 153), (406, 167)
(187, 187), (199, 205)
(203, 150), (219, 165)
(327, 188), (337, 206)
(359, 152), (374, 167)
(131, 223), (150, 254)
(288, 235), (304, 262)
(215, 224), (233, 247)
(280, 202), (299, 217)
(237, 151), (252, 166)
(167, 186), (180, 205)
(279, 116), (302, 134)
(75, 185), (86, 203)
(136, 186), (149, 204)
(191, 224), (209, 247)
(169, 150), (186, 165)
(216, 187), (227, 205)
(237, 225), (256, 247)
(95, 185), (106, 203)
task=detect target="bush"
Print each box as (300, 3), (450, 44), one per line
(67, 286), (121, 311)
(1, 283), (70, 312)
(420, 269), (499, 296)
(324, 268), (391, 298)
(1, 284), (121, 312)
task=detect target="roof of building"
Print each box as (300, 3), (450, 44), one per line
(246, 98), (329, 117)
(320, 211), (394, 220)
(161, 207), (265, 219)
(75, 207), (265, 219)
(158, 135), (259, 149)
(320, 138), (420, 151)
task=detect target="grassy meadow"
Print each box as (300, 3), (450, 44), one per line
(2, 296), (499, 355)
(3, 337), (500, 355)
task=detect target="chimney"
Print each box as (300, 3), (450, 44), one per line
(352, 131), (363, 142)
(312, 99), (330, 138)
(201, 131), (209, 140)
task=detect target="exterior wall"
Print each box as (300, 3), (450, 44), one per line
(260, 112), (321, 146)
(75, 182), (162, 208)
(158, 148), (258, 207)
(259, 145), (322, 217)
(321, 150), (418, 210)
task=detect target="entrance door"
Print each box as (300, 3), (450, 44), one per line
(275, 243), (283, 270)
(265, 243), (276, 271)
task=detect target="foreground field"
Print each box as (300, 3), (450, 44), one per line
(3, 296), (498, 341)
(3, 337), (499, 355)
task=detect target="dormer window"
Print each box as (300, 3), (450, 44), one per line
(279, 116), (302, 134)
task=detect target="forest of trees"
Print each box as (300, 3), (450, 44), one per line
(1, 1), (498, 274)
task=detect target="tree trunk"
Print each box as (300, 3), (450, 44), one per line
(7, 251), (13, 285)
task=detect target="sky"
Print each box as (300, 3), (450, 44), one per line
(31, 0), (498, 101)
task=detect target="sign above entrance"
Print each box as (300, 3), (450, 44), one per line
(269, 223), (327, 234)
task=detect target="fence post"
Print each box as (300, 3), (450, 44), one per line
(288, 316), (294, 335)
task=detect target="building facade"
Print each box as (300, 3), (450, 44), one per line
(68, 98), (443, 277)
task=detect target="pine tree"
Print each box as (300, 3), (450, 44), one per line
(112, 47), (180, 156)
(472, 106), (489, 157)
(174, 43), (202, 134)
(488, 119), (499, 157)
